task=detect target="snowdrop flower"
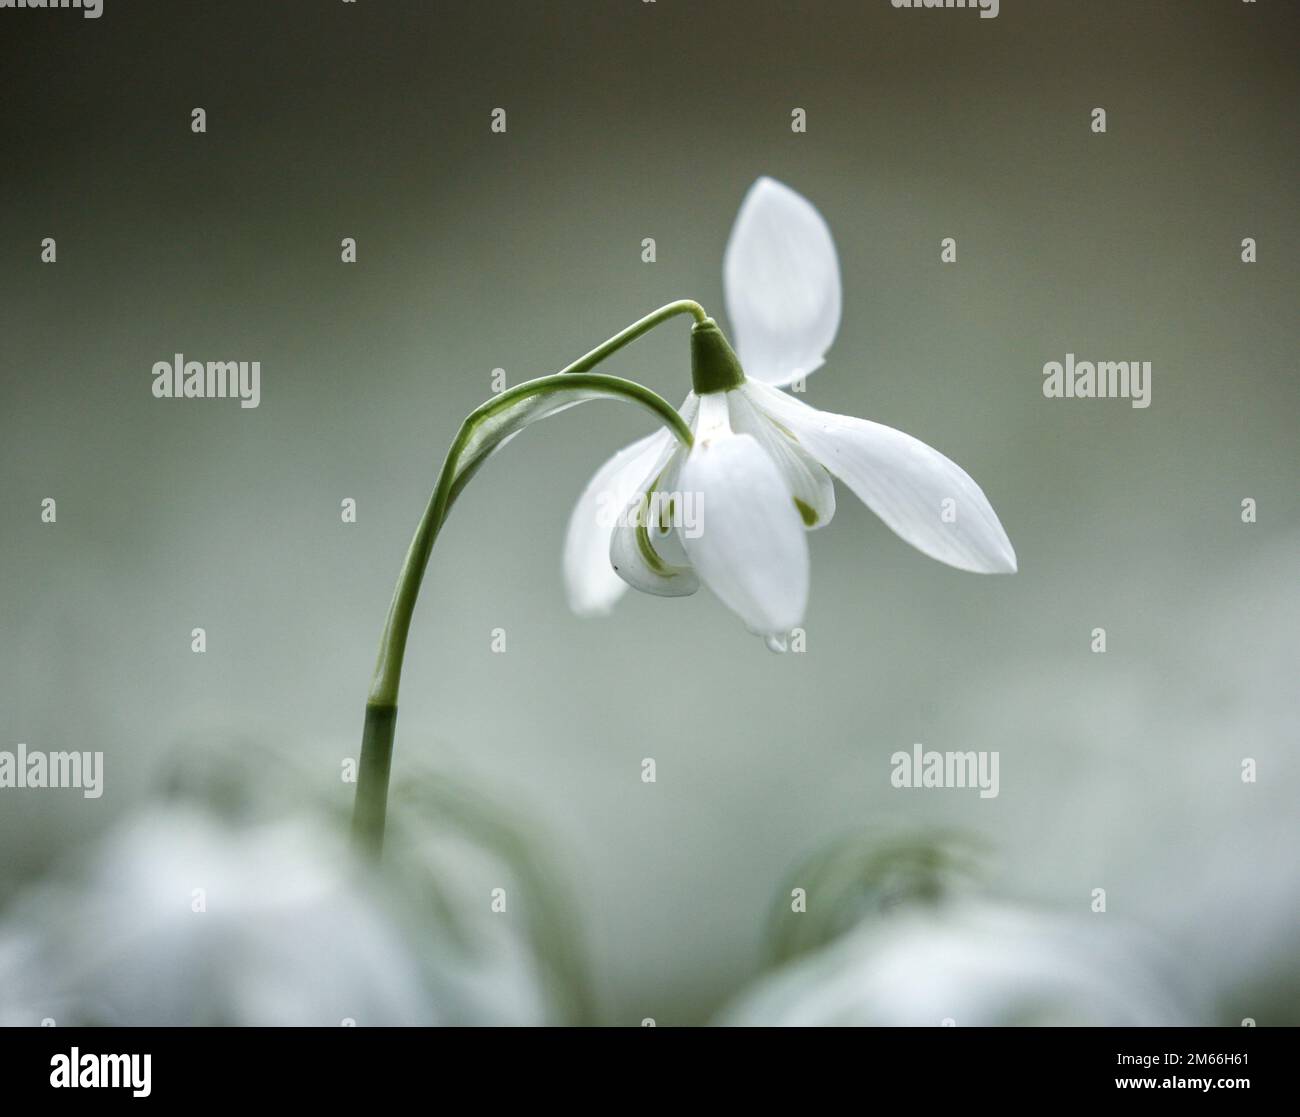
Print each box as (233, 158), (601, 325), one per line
(564, 177), (1016, 647)
(718, 898), (1196, 1027)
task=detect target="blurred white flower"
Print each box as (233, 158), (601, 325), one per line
(0, 802), (551, 1026)
(949, 533), (1300, 1019)
(564, 177), (1015, 645)
(718, 898), (1196, 1026)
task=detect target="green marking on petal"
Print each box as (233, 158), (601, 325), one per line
(663, 496), (676, 529)
(794, 497), (818, 527)
(768, 415), (800, 441)
(635, 496), (671, 575)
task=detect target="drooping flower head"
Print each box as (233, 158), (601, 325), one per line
(565, 177), (1016, 646)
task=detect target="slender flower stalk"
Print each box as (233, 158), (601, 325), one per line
(555, 299), (708, 375)
(352, 310), (705, 857)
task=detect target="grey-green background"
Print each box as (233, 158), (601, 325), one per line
(1, 0), (1296, 1024)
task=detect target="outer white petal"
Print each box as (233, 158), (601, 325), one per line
(726, 386), (835, 530)
(723, 177), (842, 387)
(563, 429), (674, 615)
(747, 379), (1017, 574)
(677, 393), (809, 635)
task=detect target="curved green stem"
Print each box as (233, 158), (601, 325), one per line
(557, 300), (707, 376)
(367, 372), (691, 710)
(352, 305), (704, 856)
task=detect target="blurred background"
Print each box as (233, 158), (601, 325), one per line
(0, 0), (1296, 1025)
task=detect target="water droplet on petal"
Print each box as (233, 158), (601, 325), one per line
(764, 633), (789, 654)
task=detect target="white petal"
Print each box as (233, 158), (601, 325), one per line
(723, 177), (842, 388)
(747, 380), (1017, 574)
(678, 395), (810, 635)
(727, 386), (835, 530)
(563, 429), (674, 615)
(608, 442), (700, 599)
